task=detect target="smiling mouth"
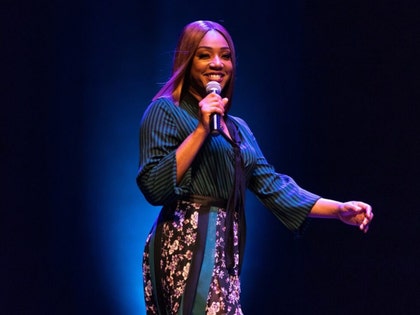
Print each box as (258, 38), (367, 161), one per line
(207, 74), (224, 81)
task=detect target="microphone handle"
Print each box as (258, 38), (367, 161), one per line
(210, 113), (221, 136)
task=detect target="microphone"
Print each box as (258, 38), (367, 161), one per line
(205, 81), (222, 136)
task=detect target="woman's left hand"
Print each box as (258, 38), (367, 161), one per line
(337, 201), (374, 233)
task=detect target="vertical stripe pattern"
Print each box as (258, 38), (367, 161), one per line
(137, 93), (321, 314)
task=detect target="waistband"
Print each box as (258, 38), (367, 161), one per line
(177, 194), (227, 209)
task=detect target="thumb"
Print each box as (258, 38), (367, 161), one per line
(222, 97), (229, 107)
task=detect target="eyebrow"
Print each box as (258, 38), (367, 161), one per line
(196, 46), (230, 50)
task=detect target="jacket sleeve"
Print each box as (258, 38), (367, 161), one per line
(136, 98), (191, 205)
(238, 118), (321, 231)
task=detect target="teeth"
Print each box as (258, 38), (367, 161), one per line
(208, 74), (222, 80)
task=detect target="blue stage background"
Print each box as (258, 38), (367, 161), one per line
(3, 1), (419, 314)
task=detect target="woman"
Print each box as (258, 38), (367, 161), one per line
(136, 20), (373, 315)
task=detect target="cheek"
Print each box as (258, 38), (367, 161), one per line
(226, 62), (233, 73)
(191, 61), (206, 73)
(190, 66), (199, 76)
(190, 64), (203, 79)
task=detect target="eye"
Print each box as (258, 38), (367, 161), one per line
(197, 53), (211, 59)
(222, 53), (231, 60)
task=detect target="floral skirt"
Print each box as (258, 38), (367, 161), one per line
(142, 197), (243, 315)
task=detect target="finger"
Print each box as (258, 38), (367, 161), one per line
(365, 204), (373, 218)
(360, 201), (372, 211)
(354, 201), (366, 211)
(360, 213), (372, 233)
(360, 220), (367, 232)
(345, 202), (362, 213)
(361, 223), (369, 233)
(360, 218), (368, 232)
(222, 97), (229, 108)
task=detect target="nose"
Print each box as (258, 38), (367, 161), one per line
(210, 56), (223, 68)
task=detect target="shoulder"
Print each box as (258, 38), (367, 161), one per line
(142, 97), (177, 121)
(146, 97), (177, 113)
(228, 115), (253, 135)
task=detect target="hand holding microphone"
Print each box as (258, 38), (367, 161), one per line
(205, 81), (222, 136)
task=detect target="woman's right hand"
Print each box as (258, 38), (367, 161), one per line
(198, 93), (229, 133)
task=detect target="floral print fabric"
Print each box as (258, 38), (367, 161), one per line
(142, 200), (243, 314)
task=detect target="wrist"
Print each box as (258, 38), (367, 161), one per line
(195, 123), (210, 136)
(309, 198), (342, 219)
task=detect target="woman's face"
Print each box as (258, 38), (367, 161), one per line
(189, 30), (233, 99)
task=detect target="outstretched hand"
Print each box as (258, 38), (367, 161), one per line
(337, 201), (374, 233)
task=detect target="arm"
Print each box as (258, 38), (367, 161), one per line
(240, 117), (320, 231)
(175, 93), (228, 184)
(309, 198), (374, 233)
(175, 126), (207, 184)
(136, 99), (182, 205)
(137, 95), (228, 204)
(236, 117), (374, 234)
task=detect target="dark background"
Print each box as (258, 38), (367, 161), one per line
(2, 0), (419, 314)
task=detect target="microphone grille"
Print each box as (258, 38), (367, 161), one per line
(206, 81), (221, 94)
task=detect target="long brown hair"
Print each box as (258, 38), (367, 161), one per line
(153, 20), (237, 112)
